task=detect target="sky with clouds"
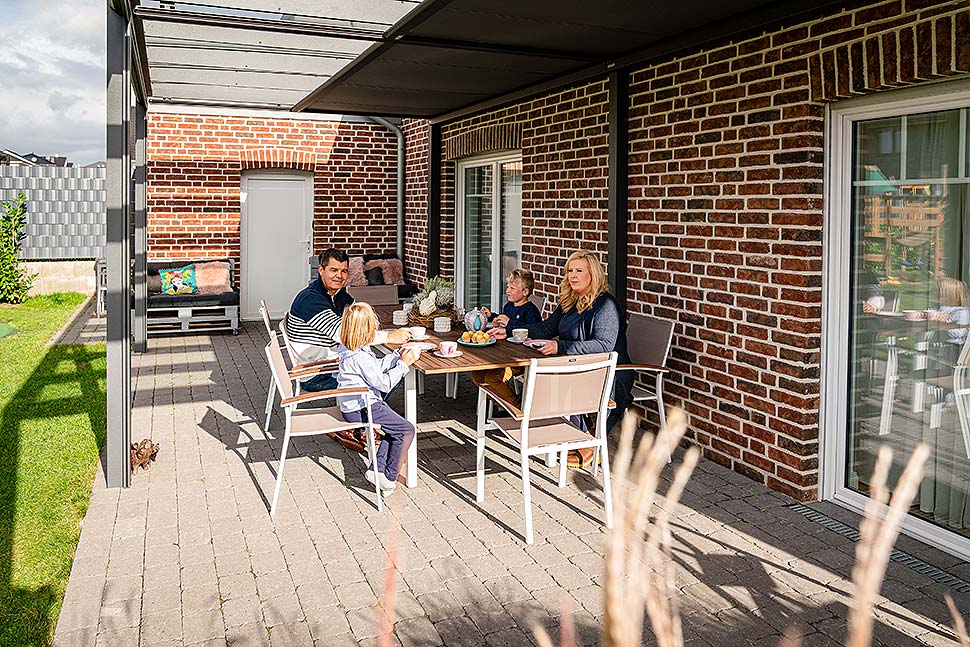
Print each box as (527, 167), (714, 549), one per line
(0, 0), (104, 165)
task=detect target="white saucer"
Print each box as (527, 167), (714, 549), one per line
(507, 338), (529, 344)
(405, 342), (436, 351)
(411, 335), (431, 341)
(433, 350), (463, 358)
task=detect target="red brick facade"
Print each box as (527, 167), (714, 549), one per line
(146, 114), (399, 268)
(402, 0), (970, 500)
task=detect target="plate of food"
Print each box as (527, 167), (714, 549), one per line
(458, 330), (496, 347)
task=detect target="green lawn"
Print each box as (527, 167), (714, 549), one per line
(0, 294), (106, 647)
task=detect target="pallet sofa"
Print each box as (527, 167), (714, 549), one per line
(147, 259), (239, 335)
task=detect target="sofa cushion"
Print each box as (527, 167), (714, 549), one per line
(148, 291), (240, 308)
(365, 258), (404, 285)
(347, 256), (367, 287)
(195, 261), (231, 295)
(365, 266), (384, 286)
(160, 265), (198, 295)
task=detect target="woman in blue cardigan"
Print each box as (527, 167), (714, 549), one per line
(491, 250), (634, 467)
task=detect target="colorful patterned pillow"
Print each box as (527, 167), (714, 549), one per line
(159, 265), (198, 295)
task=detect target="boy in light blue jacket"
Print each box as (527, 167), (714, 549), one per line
(337, 302), (417, 495)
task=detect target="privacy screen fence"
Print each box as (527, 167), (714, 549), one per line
(0, 166), (106, 260)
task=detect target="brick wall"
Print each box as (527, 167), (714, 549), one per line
(402, 119), (429, 284)
(404, 80), (610, 309)
(146, 114), (398, 271)
(403, 0), (970, 500)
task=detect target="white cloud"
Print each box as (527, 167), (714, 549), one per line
(0, 1), (104, 164)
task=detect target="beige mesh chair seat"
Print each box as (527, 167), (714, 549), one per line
(619, 313), (674, 461)
(263, 331), (383, 514)
(476, 352), (617, 544)
(259, 300), (339, 432)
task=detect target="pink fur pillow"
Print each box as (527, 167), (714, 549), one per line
(364, 259), (404, 285)
(194, 261), (231, 294)
(347, 256), (367, 287)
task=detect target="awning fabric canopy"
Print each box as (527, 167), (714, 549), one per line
(133, 0), (842, 119)
(293, 0), (842, 120)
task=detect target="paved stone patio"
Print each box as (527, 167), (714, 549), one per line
(53, 319), (968, 646)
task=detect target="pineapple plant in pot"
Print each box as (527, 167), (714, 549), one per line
(407, 276), (462, 327)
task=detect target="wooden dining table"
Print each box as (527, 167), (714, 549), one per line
(372, 305), (546, 487)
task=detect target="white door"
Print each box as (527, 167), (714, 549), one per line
(240, 171), (313, 320)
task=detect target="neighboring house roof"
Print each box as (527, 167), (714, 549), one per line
(22, 152), (55, 165)
(84, 161), (107, 168)
(0, 149), (39, 165)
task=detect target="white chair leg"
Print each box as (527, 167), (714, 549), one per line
(476, 390), (487, 502)
(417, 371), (425, 395)
(657, 377), (670, 463)
(600, 440), (613, 529)
(365, 423), (383, 512)
(546, 451), (557, 467)
(592, 446), (600, 477)
(270, 423), (292, 516)
(263, 378), (276, 432)
(558, 452), (567, 487)
(520, 452), (534, 545)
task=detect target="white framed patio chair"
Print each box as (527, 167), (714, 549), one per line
(618, 312), (674, 462)
(264, 331), (383, 514)
(261, 301), (339, 431)
(924, 334), (970, 458)
(278, 314), (340, 397)
(475, 352), (617, 544)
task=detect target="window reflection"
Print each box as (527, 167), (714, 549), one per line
(849, 107), (970, 535)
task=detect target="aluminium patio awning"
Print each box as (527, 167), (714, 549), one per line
(130, 0), (845, 118)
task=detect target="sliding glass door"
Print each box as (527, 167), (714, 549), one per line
(825, 83), (970, 559)
(456, 153), (522, 311)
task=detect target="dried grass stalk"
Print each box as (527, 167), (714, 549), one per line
(378, 498), (401, 647)
(846, 443), (928, 647)
(946, 595), (970, 647)
(603, 408), (697, 647)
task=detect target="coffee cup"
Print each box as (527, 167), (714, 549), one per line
(410, 326), (426, 339)
(512, 328), (529, 342)
(438, 341), (458, 356)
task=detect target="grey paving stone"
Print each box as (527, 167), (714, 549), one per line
(182, 609), (225, 644)
(267, 621), (312, 647)
(219, 572), (258, 601)
(221, 596), (264, 628)
(95, 627), (139, 647)
(139, 609), (183, 644)
(225, 622), (271, 647)
(395, 615), (444, 647)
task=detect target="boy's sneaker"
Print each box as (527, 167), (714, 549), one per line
(365, 469), (396, 496)
(378, 473), (398, 494)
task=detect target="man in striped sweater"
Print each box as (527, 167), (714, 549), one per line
(287, 248), (411, 392)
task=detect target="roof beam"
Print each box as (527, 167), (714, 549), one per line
(133, 5), (386, 41)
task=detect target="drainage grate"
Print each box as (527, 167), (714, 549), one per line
(788, 503), (970, 594)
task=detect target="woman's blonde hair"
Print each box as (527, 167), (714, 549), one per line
(339, 302), (379, 351)
(938, 277), (969, 307)
(559, 250), (609, 313)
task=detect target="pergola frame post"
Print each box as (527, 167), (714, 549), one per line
(106, 3), (132, 487)
(133, 101), (148, 353)
(607, 69), (629, 317)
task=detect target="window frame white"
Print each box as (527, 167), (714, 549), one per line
(821, 78), (970, 561)
(455, 150), (522, 310)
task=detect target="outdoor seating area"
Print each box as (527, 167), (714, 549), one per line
(52, 320), (967, 646)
